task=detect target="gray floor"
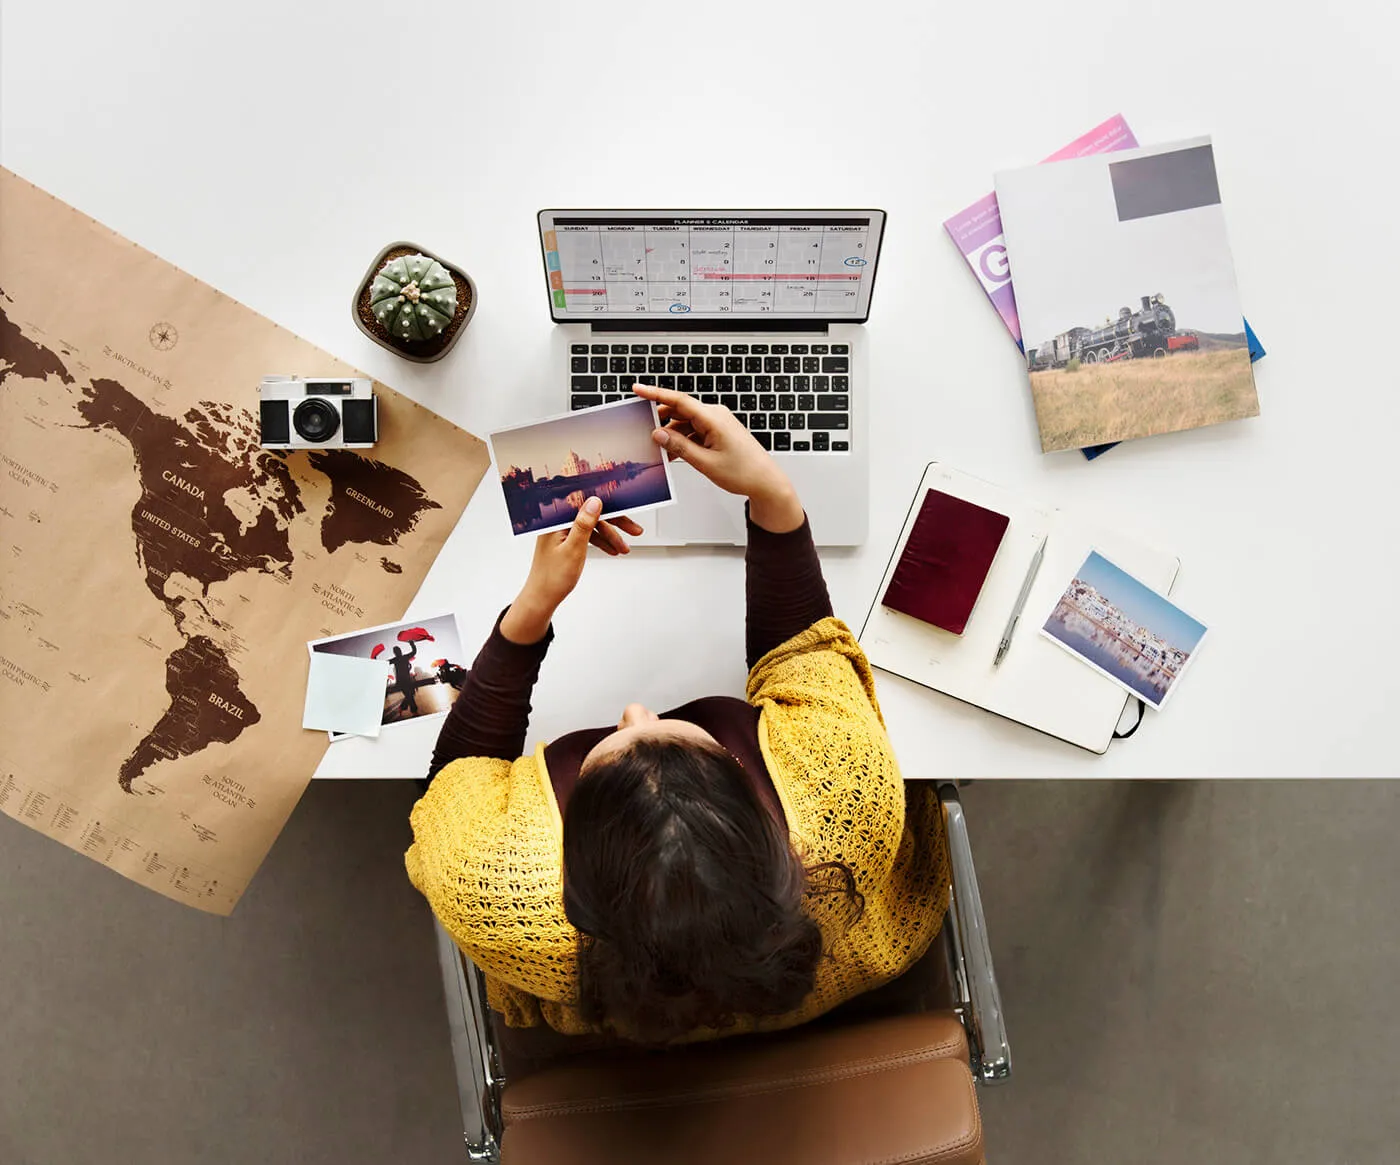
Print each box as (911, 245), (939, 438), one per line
(0, 781), (464, 1165)
(3, 780), (1398, 1164)
(967, 780), (1400, 1165)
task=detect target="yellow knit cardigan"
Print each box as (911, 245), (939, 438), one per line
(405, 616), (950, 1042)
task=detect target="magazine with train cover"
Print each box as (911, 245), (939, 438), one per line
(994, 136), (1260, 452)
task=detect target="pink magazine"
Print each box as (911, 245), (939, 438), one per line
(943, 115), (1138, 349)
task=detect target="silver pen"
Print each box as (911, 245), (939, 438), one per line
(993, 535), (1048, 667)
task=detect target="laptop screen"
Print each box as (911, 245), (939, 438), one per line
(538, 209), (885, 323)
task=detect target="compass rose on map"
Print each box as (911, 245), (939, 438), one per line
(149, 321), (179, 351)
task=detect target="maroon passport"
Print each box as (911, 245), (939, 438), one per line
(881, 489), (1010, 635)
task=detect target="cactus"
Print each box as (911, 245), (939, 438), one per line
(369, 253), (457, 342)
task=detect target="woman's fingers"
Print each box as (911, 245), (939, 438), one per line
(661, 417), (697, 442)
(588, 516), (640, 555)
(562, 496), (604, 554)
(634, 383), (713, 433)
(652, 424), (720, 473)
(657, 403), (698, 430)
(588, 527), (622, 555)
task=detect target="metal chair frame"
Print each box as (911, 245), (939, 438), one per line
(433, 781), (1010, 1162)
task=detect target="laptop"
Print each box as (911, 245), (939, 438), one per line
(538, 209), (887, 546)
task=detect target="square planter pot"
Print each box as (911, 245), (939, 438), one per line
(353, 241), (477, 364)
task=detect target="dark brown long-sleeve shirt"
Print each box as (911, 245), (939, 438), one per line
(426, 510), (832, 811)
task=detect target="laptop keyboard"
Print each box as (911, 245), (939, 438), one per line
(568, 341), (851, 453)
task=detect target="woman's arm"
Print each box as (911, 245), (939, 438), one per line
(744, 508), (834, 670)
(631, 383), (833, 668)
(426, 610), (554, 777)
(425, 497), (642, 782)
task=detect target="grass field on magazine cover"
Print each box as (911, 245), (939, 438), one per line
(1030, 347), (1257, 451)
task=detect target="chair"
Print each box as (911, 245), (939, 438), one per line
(433, 782), (1009, 1164)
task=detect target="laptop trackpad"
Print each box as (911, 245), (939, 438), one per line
(653, 462), (747, 544)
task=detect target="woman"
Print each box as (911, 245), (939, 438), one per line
(406, 384), (949, 1047)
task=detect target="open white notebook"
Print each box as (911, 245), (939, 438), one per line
(859, 463), (1180, 753)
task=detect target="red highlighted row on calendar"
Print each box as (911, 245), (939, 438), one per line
(560, 274), (859, 294)
(693, 273), (861, 281)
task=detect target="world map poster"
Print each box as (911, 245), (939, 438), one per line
(0, 169), (489, 913)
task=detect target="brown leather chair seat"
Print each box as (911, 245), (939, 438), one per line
(498, 1011), (983, 1165)
(434, 785), (1007, 1163)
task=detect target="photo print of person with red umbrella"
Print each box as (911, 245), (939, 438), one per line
(308, 613), (466, 740)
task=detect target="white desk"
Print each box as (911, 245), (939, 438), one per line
(4, 1), (1397, 778)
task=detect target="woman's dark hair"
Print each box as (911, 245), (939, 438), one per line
(561, 737), (863, 1045)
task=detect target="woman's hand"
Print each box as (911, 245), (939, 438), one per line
(500, 498), (644, 644)
(632, 383), (805, 533)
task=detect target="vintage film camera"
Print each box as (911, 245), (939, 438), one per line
(258, 376), (378, 450)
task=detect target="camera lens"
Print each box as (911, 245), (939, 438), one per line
(292, 398), (340, 443)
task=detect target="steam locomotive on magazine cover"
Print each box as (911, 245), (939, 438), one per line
(1027, 294), (1199, 370)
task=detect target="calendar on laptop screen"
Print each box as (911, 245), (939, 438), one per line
(539, 210), (885, 322)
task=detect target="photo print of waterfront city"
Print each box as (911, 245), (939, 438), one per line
(488, 397), (675, 536)
(1041, 550), (1207, 709)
